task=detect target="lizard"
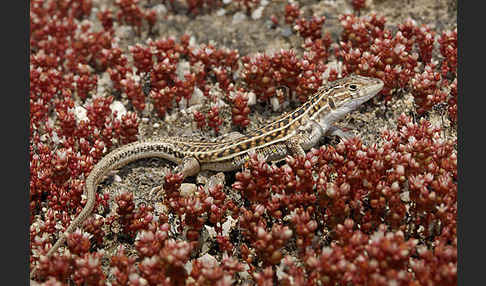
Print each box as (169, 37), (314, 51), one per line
(30, 75), (383, 279)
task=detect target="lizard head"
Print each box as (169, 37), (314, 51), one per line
(314, 75), (384, 123)
(329, 75), (384, 109)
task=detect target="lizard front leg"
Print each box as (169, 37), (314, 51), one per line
(304, 120), (355, 145)
(286, 136), (306, 157)
(285, 121), (326, 156)
(175, 156), (201, 178)
(299, 120), (326, 151)
(326, 125), (354, 140)
(289, 121), (355, 157)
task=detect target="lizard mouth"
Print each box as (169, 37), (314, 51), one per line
(342, 78), (384, 111)
(360, 78), (384, 103)
(368, 78), (384, 96)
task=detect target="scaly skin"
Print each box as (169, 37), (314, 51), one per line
(30, 75), (383, 279)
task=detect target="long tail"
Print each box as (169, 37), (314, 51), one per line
(29, 139), (186, 279)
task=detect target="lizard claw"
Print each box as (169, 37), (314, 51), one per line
(327, 125), (355, 140)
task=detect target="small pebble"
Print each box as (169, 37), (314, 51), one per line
(189, 87), (205, 106)
(247, 92), (257, 106)
(232, 12), (246, 25)
(165, 112), (178, 122)
(196, 174), (209, 186)
(154, 202), (168, 214)
(222, 216), (237, 236)
(178, 97), (187, 110)
(206, 173), (226, 189)
(400, 191), (410, 202)
(216, 99), (228, 108)
(110, 101), (127, 120)
(114, 25), (135, 41)
(204, 225), (217, 238)
(40, 134), (48, 142)
(251, 6), (264, 20)
(199, 253), (218, 267)
(270, 96), (280, 111)
(74, 105), (88, 123)
(152, 4), (167, 14)
(281, 27), (293, 37)
(51, 132), (61, 145)
(97, 72), (111, 95)
(113, 175), (122, 182)
(180, 183), (197, 197)
(276, 263), (286, 281)
(216, 8), (226, 16)
(176, 61), (191, 81)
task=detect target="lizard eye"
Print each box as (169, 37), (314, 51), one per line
(348, 84), (358, 91)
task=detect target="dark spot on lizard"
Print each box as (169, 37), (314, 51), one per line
(328, 97), (336, 109)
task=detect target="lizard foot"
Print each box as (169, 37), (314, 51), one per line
(327, 125), (355, 140)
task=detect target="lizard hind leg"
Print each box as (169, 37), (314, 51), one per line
(176, 157), (201, 178)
